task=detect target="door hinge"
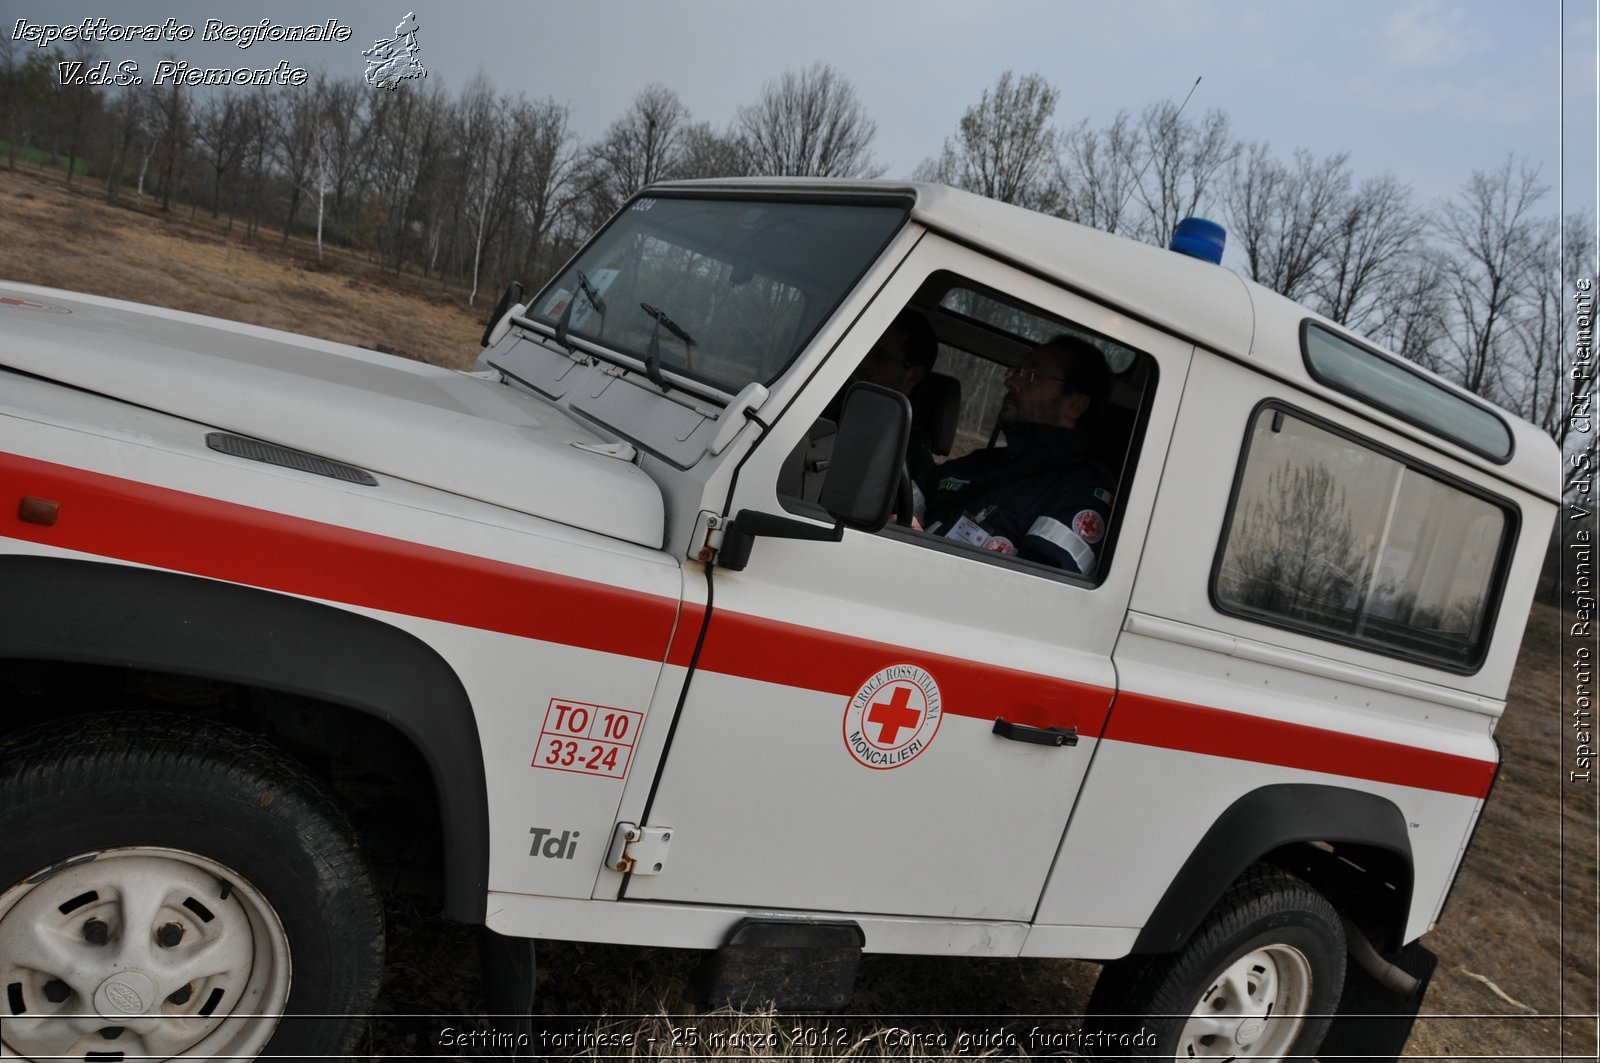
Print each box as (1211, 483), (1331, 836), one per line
(606, 822), (673, 875)
(689, 510), (726, 563)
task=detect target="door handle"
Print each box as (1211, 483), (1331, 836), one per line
(992, 718), (1079, 747)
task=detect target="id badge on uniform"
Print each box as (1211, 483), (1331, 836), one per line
(943, 514), (990, 546)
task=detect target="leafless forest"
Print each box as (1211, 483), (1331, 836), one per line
(2, 41), (1590, 463)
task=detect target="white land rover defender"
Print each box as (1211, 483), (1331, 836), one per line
(0, 180), (1558, 1061)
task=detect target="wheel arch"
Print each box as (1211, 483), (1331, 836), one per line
(1131, 783), (1413, 955)
(0, 555), (489, 923)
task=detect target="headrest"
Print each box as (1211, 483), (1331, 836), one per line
(911, 371), (962, 456)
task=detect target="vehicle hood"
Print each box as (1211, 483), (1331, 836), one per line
(0, 283), (665, 548)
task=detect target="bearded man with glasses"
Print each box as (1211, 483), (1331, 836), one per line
(919, 335), (1115, 577)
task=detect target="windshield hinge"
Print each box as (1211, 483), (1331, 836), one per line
(707, 382), (770, 455)
(606, 822), (673, 875)
(570, 440), (638, 462)
(689, 510), (726, 563)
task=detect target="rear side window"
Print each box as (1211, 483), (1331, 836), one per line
(1213, 405), (1514, 670)
(1302, 322), (1513, 462)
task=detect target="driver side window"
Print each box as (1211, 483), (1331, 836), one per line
(780, 272), (1157, 583)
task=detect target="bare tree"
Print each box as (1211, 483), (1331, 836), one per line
(455, 74), (502, 299)
(586, 84), (690, 216)
(194, 94), (246, 219)
(1310, 173), (1426, 333)
(0, 30), (18, 169)
(736, 63), (878, 178)
(275, 87), (321, 245)
(916, 71), (1060, 210)
(102, 88), (146, 202)
(454, 76), (533, 303)
(673, 121), (747, 181)
(1059, 112), (1142, 234)
(236, 95), (277, 238)
(1227, 146), (1351, 302)
(1224, 461), (1363, 622)
(1129, 103), (1236, 247)
(1367, 253), (1452, 373)
(149, 60), (188, 212)
(54, 41), (103, 183)
(512, 98), (582, 283)
(1057, 103), (1235, 245)
(316, 78), (371, 233)
(1502, 211), (1591, 450)
(365, 83), (449, 273)
(1435, 158), (1549, 398)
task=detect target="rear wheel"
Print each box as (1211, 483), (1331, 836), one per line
(0, 713), (384, 1061)
(1086, 866), (1345, 1061)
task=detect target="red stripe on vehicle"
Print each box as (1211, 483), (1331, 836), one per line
(1, 451), (682, 660)
(4, 452), (1494, 797)
(686, 608), (1115, 735)
(1103, 691), (1496, 798)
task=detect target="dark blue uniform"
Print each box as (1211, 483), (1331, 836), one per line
(921, 424), (1114, 576)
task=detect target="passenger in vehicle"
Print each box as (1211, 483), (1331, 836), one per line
(853, 308), (940, 486)
(918, 336), (1114, 576)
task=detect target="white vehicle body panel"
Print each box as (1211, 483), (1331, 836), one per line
(1047, 617), (1496, 943)
(0, 372), (686, 906)
(0, 282), (665, 547)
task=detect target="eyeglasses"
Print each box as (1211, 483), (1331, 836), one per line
(1007, 366), (1066, 386)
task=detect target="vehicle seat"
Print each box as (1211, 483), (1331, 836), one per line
(910, 371), (962, 456)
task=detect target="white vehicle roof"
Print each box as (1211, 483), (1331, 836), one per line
(660, 178), (1561, 503)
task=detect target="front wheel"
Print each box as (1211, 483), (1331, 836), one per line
(1086, 866), (1346, 1061)
(0, 713), (384, 1061)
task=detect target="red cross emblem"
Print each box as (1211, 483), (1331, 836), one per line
(1071, 509), (1105, 544)
(866, 686), (922, 745)
(843, 665), (943, 770)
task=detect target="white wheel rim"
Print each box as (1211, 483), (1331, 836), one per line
(0, 847), (291, 1061)
(1175, 944), (1313, 1060)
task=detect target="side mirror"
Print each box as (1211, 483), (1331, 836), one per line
(719, 382), (911, 570)
(481, 281), (526, 348)
(819, 382), (912, 531)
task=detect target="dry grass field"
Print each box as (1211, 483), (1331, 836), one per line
(1, 163), (1592, 1060)
(0, 165), (485, 368)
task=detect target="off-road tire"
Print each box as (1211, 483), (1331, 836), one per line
(1085, 865), (1346, 1061)
(478, 925), (537, 1058)
(0, 713), (384, 1061)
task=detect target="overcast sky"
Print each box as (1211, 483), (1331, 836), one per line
(10, 0), (1598, 224)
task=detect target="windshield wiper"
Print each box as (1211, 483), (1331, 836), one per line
(553, 269), (607, 353)
(577, 272), (608, 316)
(640, 302), (695, 390)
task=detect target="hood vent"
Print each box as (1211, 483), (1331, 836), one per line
(205, 432), (379, 486)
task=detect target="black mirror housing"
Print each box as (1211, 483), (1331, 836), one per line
(819, 382), (912, 532)
(481, 280), (526, 348)
(718, 383), (909, 571)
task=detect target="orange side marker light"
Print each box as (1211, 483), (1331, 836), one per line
(18, 496), (59, 526)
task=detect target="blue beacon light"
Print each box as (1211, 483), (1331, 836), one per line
(1169, 217), (1226, 264)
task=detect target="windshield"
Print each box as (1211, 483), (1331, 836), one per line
(530, 194), (908, 392)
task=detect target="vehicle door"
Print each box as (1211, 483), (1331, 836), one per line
(622, 234), (1191, 921)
